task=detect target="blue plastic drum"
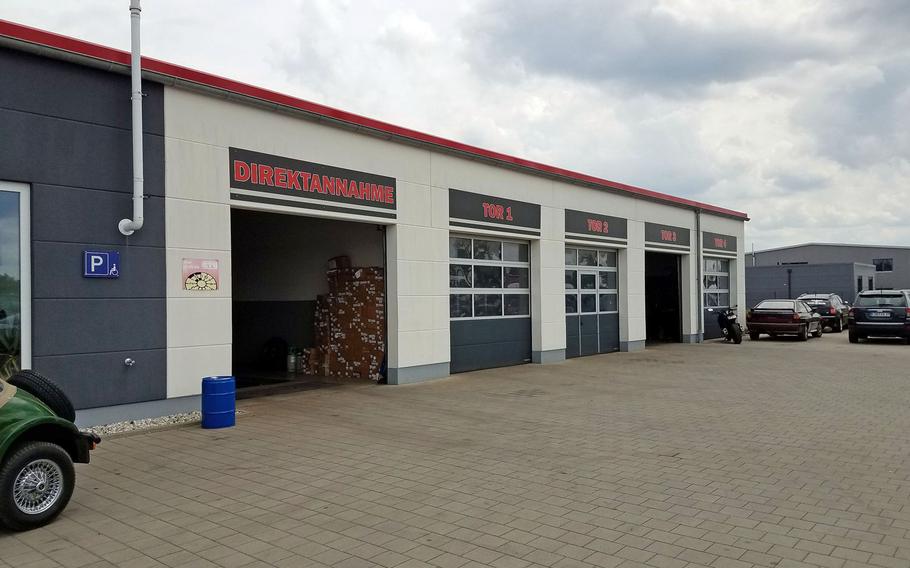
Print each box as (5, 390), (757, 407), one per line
(201, 376), (235, 429)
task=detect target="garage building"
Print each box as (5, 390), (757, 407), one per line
(0, 21), (748, 424)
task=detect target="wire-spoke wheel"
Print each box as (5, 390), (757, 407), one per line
(0, 442), (74, 531)
(13, 459), (64, 515)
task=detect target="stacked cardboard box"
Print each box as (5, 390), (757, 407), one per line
(305, 267), (385, 380)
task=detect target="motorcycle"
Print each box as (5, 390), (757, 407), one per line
(709, 306), (743, 344)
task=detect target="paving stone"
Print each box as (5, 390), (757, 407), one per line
(3, 337), (908, 568)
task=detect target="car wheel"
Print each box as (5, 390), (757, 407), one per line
(833, 319), (842, 333)
(749, 331), (760, 341)
(798, 325), (809, 341)
(812, 323), (823, 338)
(848, 329), (859, 343)
(8, 370), (75, 422)
(0, 442), (75, 531)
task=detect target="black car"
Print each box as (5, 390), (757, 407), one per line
(797, 293), (850, 332)
(848, 290), (910, 344)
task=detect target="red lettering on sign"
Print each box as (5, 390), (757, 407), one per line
(230, 159), (396, 206)
(482, 202), (512, 221)
(714, 237), (727, 249)
(287, 170), (302, 190)
(660, 229), (677, 242)
(259, 165), (274, 186)
(233, 160), (250, 182)
(274, 167), (288, 189)
(585, 218), (611, 234)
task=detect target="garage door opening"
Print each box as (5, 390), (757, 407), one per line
(645, 251), (681, 343)
(231, 209), (387, 395)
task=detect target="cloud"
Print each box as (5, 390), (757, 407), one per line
(464, 0), (839, 93)
(1, 0), (908, 250)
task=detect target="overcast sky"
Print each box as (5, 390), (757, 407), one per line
(3, 0), (908, 249)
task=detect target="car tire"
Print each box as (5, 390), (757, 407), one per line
(833, 319), (842, 333)
(798, 325), (808, 341)
(749, 331), (760, 341)
(812, 324), (823, 338)
(848, 329), (859, 343)
(0, 441), (75, 531)
(8, 370), (76, 423)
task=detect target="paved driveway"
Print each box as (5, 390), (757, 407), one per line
(3, 333), (910, 568)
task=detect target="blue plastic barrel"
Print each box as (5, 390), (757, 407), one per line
(201, 376), (235, 429)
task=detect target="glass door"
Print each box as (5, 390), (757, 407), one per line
(0, 183), (29, 380)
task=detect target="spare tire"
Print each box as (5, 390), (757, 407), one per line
(8, 370), (76, 422)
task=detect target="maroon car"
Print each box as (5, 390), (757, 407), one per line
(746, 299), (823, 341)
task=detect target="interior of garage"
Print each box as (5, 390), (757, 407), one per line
(645, 252), (682, 343)
(231, 209), (387, 393)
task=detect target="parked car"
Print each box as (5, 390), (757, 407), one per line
(848, 289), (910, 344)
(0, 370), (99, 531)
(746, 299), (823, 341)
(797, 293), (850, 332)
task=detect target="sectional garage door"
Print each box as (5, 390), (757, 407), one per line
(449, 235), (531, 373)
(565, 246), (620, 358)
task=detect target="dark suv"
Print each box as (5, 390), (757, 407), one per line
(797, 293), (849, 332)
(848, 290), (910, 343)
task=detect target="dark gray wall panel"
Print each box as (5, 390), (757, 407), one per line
(565, 315), (580, 359)
(31, 185), (165, 247)
(0, 47), (167, 409)
(580, 314), (598, 356)
(32, 349), (167, 409)
(450, 319), (531, 373)
(0, 47), (164, 135)
(32, 299), (166, 356)
(745, 264), (874, 309)
(598, 313), (620, 353)
(32, 241), (165, 299)
(0, 109), (164, 196)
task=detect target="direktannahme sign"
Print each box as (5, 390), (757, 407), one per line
(565, 209), (628, 240)
(229, 147), (396, 211)
(449, 189), (541, 232)
(644, 222), (691, 247)
(702, 231), (737, 252)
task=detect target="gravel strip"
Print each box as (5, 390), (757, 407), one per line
(84, 411), (202, 438)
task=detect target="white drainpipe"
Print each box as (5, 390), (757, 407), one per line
(118, 0), (144, 236)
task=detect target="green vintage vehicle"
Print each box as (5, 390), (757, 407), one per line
(0, 370), (99, 531)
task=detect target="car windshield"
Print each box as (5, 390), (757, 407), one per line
(755, 300), (794, 310)
(856, 294), (908, 307)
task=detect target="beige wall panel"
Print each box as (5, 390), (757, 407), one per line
(165, 89), (432, 187)
(165, 139), (229, 204)
(166, 199), (231, 252)
(167, 344), (232, 399)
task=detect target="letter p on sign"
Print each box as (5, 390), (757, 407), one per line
(83, 250), (121, 279)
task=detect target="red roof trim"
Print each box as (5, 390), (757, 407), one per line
(0, 19), (748, 220)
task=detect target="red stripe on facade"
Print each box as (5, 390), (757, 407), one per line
(0, 19), (748, 220)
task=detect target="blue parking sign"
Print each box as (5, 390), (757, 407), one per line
(83, 250), (120, 278)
